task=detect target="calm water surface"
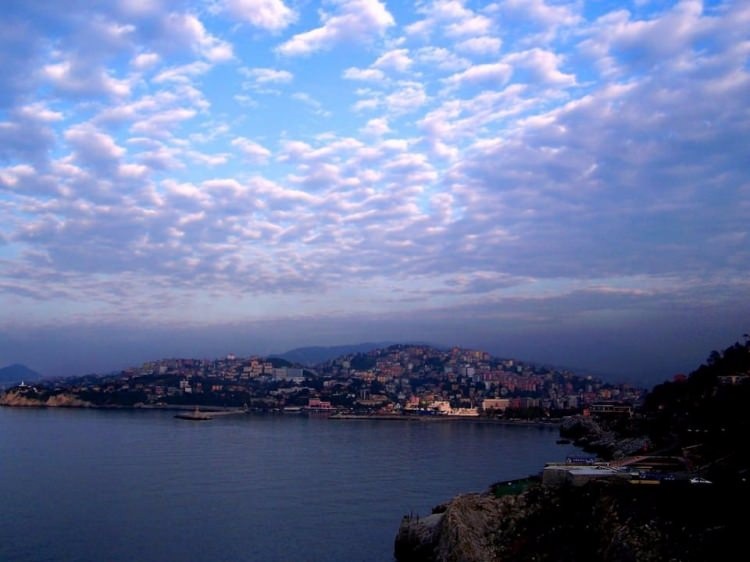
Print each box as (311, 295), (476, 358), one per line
(0, 407), (579, 562)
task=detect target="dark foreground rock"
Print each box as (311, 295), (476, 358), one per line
(395, 479), (750, 562)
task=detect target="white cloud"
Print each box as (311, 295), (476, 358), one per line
(373, 49), (413, 72)
(131, 107), (198, 136)
(455, 36), (501, 55)
(415, 47), (470, 71)
(119, 162), (150, 178)
(64, 124), (126, 172)
(276, 0), (394, 56)
(445, 14), (492, 37)
(498, 0), (581, 43)
(232, 137), (272, 163)
(162, 178), (209, 202)
(360, 117), (390, 136)
(279, 136), (364, 164)
(164, 12), (234, 62)
(187, 150), (230, 166)
(385, 81), (428, 114)
(0, 164), (37, 190)
(219, 0), (296, 31)
(406, 0), (493, 41)
(445, 61), (512, 87)
(343, 67), (386, 81)
(18, 102), (64, 123)
(291, 93), (330, 116)
(131, 51), (160, 70)
(579, 1), (714, 78)
(117, 0), (165, 18)
(43, 59), (131, 97)
(242, 67), (294, 84)
(353, 97), (381, 112)
(504, 48), (576, 86)
(501, 0), (580, 27)
(130, 138), (184, 170)
(153, 61), (212, 83)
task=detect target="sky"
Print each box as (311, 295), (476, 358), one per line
(0, 0), (748, 385)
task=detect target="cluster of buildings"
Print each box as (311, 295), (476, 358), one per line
(35, 344), (644, 417)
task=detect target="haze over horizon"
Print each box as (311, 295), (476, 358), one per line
(1, 1), (748, 386)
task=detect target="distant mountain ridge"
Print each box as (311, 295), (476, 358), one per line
(0, 364), (43, 384)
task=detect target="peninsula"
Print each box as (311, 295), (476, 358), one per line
(0, 344), (643, 423)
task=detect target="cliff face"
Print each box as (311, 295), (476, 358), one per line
(394, 480), (749, 562)
(395, 493), (519, 562)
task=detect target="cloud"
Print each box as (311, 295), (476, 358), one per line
(163, 12), (234, 62)
(414, 47), (470, 72)
(385, 81), (428, 114)
(276, 0), (394, 56)
(131, 107), (198, 136)
(444, 14), (492, 38)
(499, 0), (581, 28)
(241, 67), (294, 85)
(497, 0), (581, 43)
(231, 137), (272, 163)
(291, 92), (330, 116)
(65, 124), (126, 174)
(0, 17), (41, 109)
(360, 117), (390, 136)
(445, 61), (512, 87)
(373, 49), (413, 72)
(504, 48), (576, 86)
(218, 0), (296, 31)
(455, 36), (501, 56)
(0, 107), (58, 166)
(153, 61), (212, 83)
(43, 58), (131, 97)
(406, 0), (493, 41)
(131, 51), (161, 70)
(577, 0), (723, 79)
(0, 0), (748, 385)
(448, 56), (750, 281)
(343, 67), (386, 81)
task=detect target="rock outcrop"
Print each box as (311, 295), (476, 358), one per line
(395, 480), (749, 562)
(0, 389), (91, 408)
(395, 493), (521, 562)
(559, 415), (651, 459)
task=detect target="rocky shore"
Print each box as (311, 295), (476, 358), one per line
(558, 415), (652, 459)
(394, 407), (740, 562)
(0, 389), (92, 408)
(394, 478), (748, 562)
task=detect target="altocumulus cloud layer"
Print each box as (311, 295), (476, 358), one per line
(0, 0), (748, 381)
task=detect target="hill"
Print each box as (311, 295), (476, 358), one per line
(271, 341), (401, 365)
(642, 336), (750, 482)
(0, 364), (43, 385)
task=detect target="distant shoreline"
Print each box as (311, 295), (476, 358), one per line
(0, 399), (563, 427)
(328, 413), (562, 427)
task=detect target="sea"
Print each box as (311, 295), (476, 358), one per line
(0, 407), (581, 562)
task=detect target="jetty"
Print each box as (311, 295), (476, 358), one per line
(175, 407), (213, 421)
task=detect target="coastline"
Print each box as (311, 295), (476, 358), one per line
(0, 398), (563, 427)
(329, 413), (562, 428)
(0, 396), (248, 415)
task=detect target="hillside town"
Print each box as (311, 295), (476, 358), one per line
(3, 344), (644, 418)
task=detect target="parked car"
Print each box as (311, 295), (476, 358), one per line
(690, 476), (712, 485)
